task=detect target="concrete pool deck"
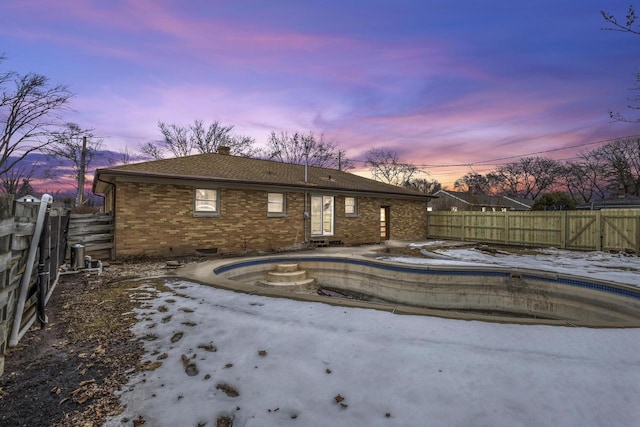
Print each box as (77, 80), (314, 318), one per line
(175, 241), (640, 327)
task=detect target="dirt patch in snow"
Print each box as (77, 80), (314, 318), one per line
(0, 257), (197, 427)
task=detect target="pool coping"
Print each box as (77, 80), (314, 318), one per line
(175, 244), (640, 328)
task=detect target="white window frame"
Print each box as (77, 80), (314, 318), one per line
(267, 192), (286, 216)
(194, 188), (220, 216)
(311, 195), (334, 236)
(345, 197), (357, 216)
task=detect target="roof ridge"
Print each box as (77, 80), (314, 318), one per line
(94, 153), (432, 199)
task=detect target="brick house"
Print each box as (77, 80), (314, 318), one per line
(92, 150), (433, 258)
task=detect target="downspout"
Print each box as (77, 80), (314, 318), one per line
(304, 192), (308, 244)
(9, 194), (53, 346)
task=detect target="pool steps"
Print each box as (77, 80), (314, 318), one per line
(259, 263), (316, 289)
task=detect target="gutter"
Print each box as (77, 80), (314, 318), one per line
(94, 169), (434, 201)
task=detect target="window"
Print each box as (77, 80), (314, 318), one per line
(267, 192), (286, 216)
(345, 197), (357, 216)
(194, 188), (219, 215)
(311, 195), (334, 236)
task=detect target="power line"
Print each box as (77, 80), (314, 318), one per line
(417, 133), (640, 168)
(350, 133), (640, 169)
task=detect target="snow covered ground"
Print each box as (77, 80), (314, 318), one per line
(403, 241), (640, 287)
(105, 245), (640, 427)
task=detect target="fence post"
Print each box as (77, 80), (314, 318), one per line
(596, 210), (603, 251)
(461, 212), (466, 241)
(504, 211), (509, 245)
(561, 211), (567, 249)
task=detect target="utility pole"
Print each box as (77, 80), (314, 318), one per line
(303, 141), (310, 244)
(76, 136), (87, 207)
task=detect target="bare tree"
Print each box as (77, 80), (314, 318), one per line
(140, 141), (165, 160)
(489, 157), (563, 199)
(264, 131), (352, 169)
(142, 120), (258, 160)
(140, 122), (191, 160)
(453, 172), (495, 194)
(592, 136), (640, 195)
(0, 56), (73, 175)
(191, 119), (231, 154)
(191, 119), (258, 157)
(404, 177), (441, 194)
(487, 164), (521, 197)
(560, 155), (609, 204)
(601, 5), (639, 35)
(601, 5), (640, 122)
(365, 148), (421, 187)
(0, 162), (36, 197)
(159, 122), (192, 157)
(118, 145), (132, 165)
(44, 123), (103, 204)
(107, 145), (143, 166)
(608, 72), (640, 123)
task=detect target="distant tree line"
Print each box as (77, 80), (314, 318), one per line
(452, 136), (640, 206)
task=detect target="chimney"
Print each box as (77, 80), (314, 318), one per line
(468, 186), (474, 196)
(217, 146), (231, 155)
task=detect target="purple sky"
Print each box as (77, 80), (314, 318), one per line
(2, 0), (639, 186)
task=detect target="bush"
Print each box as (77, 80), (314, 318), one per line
(532, 192), (577, 211)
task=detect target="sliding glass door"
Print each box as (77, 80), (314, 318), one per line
(310, 195), (334, 236)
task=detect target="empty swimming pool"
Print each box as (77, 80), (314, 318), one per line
(200, 254), (640, 327)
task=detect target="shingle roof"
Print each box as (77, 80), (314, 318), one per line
(93, 153), (432, 199)
(577, 194), (640, 210)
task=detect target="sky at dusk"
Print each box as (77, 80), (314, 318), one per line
(2, 0), (639, 186)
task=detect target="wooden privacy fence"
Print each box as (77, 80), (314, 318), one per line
(427, 209), (640, 252)
(0, 195), (69, 377)
(67, 212), (114, 261)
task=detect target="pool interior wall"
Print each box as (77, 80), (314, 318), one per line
(212, 256), (640, 327)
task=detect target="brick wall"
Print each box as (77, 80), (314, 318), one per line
(112, 181), (428, 257)
(386, 198), (429, 239)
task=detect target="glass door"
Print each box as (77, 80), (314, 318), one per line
(311, 195), (334, 236)
(380, 206), (390, 239)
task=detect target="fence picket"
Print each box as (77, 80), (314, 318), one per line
(427, 209), (639, 252)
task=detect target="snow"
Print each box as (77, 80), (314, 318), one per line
(104, 246), (640, 427)
(428, 247), (640, 286)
